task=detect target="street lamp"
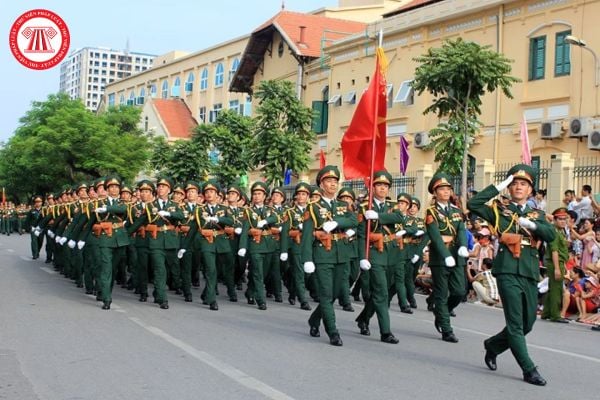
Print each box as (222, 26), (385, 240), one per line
(565, 35), (600, 87)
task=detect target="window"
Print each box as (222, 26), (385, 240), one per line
(185, 72), (194, 92)
(199, 106), (206, 123)
(386, 83), (394, 108)
(209, 103), (222, 122)
(394, 80), (414, 105)
(161, 80), (168, 98)
(387, 123), (407, 137)
(127, 91), (135, 105)
(555, 30), (571, 77)
(344, 91), (356, 105)
(229, 100), (241, 114)
(312, 86), (329, 134)
(529, 36), (546, 81)
(200, 68), (208, 90)
(244, 96), (252, 117)
(150, 84), (157, 98)
(171, 77), (181, 97)
(215, 63), (224, 87)
(108, 93), (115, 107)
(119, 94), (125, 105)
(327, 94), (342, 107)
(137, 88), (145, 105)
(229, 58), (240, 81)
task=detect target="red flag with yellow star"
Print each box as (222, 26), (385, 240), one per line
(341, 46), (388, 180)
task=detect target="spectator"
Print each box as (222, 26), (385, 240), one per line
(573, 219), (596, 269)
(575, 276), (600, 322)
(571, 185), (594, 222)
(563, 189), (576, 210)
(468, 258), (499, 306)
(533, 189), (547, 211)
(469, 227), (495, 272)
(561, 268), (586, 318)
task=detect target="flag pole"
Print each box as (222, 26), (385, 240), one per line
(365, 30), (384, 260)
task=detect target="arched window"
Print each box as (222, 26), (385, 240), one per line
(172, 77), (181, 97)
(150, 84), (157, 98)
(215, 63), (224, 87)
(185, 72), (195, 92)
(200, 68), (209, 91)
(119, 94), (125, 105)
(229, 58), (240, 81)
(128, 90), (135, 105)
(161, 80), (168, 98)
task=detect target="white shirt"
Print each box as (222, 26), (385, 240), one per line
(571, 195), (593, 221)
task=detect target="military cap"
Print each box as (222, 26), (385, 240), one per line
(33, 195), (43, 202)
(76, 182), (88, 193)
(239, 191), (249, 204)
(202, 180), (221, 193)
(120, 183), (133, 194)
(316, 165), (340, 185)
(46, 193), (54, 200)
(294, 182), (311, 195)
(372, 170), (393, 186)
(94, 177), (106, 189)
(185, 181), (201, 192)
(250, 181), (268, 194)
(310, 185), (322, 197)
(337, 187), (356, 201)
(552, 207), (569, 218)
(411, 197), (421, 209)
(104, 176), (121, 188)
(428, 172), (453, 194)
(172, 182), (185, 195)
(271, 187), (287, 201)
(137, 180), (155, 192)
(156, 176), (174, 190)
(397, 192), (412, 205)
(226, 185), (242, 196)
(506, 163), (536, 187)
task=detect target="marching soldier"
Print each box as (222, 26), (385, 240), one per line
(226, 186), (247, 291)
(27, 196), (44, 259)
(336, 187), (357, 312)
(425, 173), (468, 343)
(302, 166), (357, 346)
(268, 187), (289, 303)
(468, 164), (555, 386)
(405, 197), (429, 309)
(177, 181), (201, 302)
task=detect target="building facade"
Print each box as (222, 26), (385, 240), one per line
(59, 47), (156, 111)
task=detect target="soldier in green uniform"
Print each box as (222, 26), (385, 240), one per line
(28, 196), (45, 259)
(354, 170), (407, 344)
(467, 164), (555, 386)
(64, 183), (90, 288)
(177, 181), (201, 302)
(268, 187), (289, 303)
(302, 166), (358, 346)
(283, 182), (312, 310)
(226, 185), (247, 292)
(541, 207), (570, 323)
(337, 187), (359, 311)
(169, 183), (186, 294)
(306, 185), (322, 302)
(406, 197), (429, 309)
(425, 173), (469, 343)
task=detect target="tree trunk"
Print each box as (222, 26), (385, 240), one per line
(461, 84), (472, 210)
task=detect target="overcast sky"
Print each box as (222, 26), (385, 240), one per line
(1, 0), (339, 143)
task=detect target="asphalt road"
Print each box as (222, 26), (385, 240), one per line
(1, 234), (599, 400)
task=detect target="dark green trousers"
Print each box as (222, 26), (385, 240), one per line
(98, 246), (125, 302)
(335, 259), (351, 306)
(404, 260), (416, 304)
(308, 262), (346, 338)
(71, 247), (83, 286)
(430, 264), (465, 334)
(388, 258), (408, 308)
(136, 246), (150, 296)
(30, 232), (43, 258)
(180, 250), (194, 297)
(248, 252), (274, 306)
(288, 252), (308, 304)
(356, 263), (391, 335)
(541, 266), (563, 321)
(45, 232), (54, 262)
(150, 248), (175, 304)
(200, 251), (218, 304)
(217, 251), (236, 299)
(486, 274), (538, 373)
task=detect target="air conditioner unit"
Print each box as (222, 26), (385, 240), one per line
(413, 131), (430, 148)
(569, 117), (593, 137)
(540, 121), (562, 139)
(588, 130), (600, 150)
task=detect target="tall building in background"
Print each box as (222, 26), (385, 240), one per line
(59, 47), (157, 111)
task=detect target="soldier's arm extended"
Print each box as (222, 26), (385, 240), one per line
(300, 205), (315, 264)
(466, 185), (499, 223)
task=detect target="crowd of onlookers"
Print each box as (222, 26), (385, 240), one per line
(413, 184), (600, 329)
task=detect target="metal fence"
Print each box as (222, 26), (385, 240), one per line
(341, 172), (417, 199)
(572, 156), (600, 194)
(449, 174), (475, 196)
(493, 160), (550, 192)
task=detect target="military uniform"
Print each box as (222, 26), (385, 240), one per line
(26, 196), (44, 259)
(405, 197), (429, 308)
(467, 164), (555, 385)
(177, 181), (201, 302)
(541, 208), (569, 322)
(302, 166), (357, 346)
(425, 173), (468, 342)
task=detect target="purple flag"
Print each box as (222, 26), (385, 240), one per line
(399, 135), (409, 176)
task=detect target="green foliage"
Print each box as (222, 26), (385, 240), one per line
(250, 80), (315, 186)
(148, 135), (210, 183)
(412, 38), (519, 192)
(0, 93), (150, 201)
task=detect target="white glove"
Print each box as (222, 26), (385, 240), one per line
(303, 261), (315, 273)
(55, 236), (61, 243)
(177, 249), (186, 259)
(34, 226), (41, 231)
(280, 252), (288, 262)
(495, 174), (514, 192)
(34, 229), (41, 237)
(359, 259), (372, 271)
(518, 217), (537, 231)
(445, 256), (456, 267)
(257, 219), (267, 228)
(278, 226), (283, 232)
(395, 229), (407, 238)
(158, 210), (171, 217)
(298, 223), (303, 231)
(234, 227), (242, 235)
(364, 210), (379, 220)
(415, 230), (425, 237)
(237, 248), (247, 257)
(95, 206), (107, 213)
(77, 241), (85, 250)
(345, 229), (356, 238)
(59, 237), (68, 245)
(322, 220), (338, 233)
(206, 216), (219, 223)
(458, 246), (469, 258)
(411, 254), (420, 264)
(67, 240), (76, 249)
(122, 220), (128, 227)
(48, 230), (55, 239)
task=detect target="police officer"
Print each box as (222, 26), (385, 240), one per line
(468, 164), (555, 386)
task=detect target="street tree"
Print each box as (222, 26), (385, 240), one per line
(412, 37), (519, 198)
(250, 80), (315, 186)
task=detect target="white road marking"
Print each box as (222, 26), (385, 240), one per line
(6, 248), (14, 252)
(129, 317), (295, 400)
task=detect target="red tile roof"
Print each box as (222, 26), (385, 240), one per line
(255, 11), (366, 58)
(152, 99), (197, 140)
(383, 0), (446, 18)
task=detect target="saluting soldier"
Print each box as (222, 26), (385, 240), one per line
(425, 173), (469, 343)
(302, 166), (357, 346)
(468, 164), (555, 386)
